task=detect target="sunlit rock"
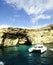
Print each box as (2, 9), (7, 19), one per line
(0, 24), (53, 47)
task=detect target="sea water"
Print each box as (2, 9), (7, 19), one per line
(0, 44), (53, 65)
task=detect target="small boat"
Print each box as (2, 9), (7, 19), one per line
(28, 43), (47, 53)
(49, 48), (53, 51)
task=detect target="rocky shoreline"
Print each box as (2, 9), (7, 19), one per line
(0, 24), (53, 47)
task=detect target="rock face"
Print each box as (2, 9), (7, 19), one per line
(0, 24), (53, 47)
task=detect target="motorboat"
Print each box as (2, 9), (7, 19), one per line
(28, 43), (47, 53)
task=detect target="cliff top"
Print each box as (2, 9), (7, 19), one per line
(0, 24), (53, 33)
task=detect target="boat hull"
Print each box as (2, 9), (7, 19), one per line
(28, 46), (47, 53)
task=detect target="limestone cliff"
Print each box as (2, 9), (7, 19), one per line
(0, 24), (53, 47)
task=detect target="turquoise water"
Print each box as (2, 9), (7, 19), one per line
(0, 44), (53, 65)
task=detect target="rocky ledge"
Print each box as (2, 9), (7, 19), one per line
(0, 24), (53, 47)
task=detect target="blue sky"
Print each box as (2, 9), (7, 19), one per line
(0, 0), (53, 28)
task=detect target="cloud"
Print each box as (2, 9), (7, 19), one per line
(32, 14), (51, 23)
(32, 23), (50, 29)
(45, 0), (53, 9)
(0, 24), (11, 28)
(0, 24), (35, 29)
(0, 23), (49, 29)
(4, 0), (53, 23)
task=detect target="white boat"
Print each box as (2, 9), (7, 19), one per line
(49, 48), (53, 51)
(28, 43), (47, 53)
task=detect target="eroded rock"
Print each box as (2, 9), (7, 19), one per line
(0, 24), (53, 47)
(4, 38), (19, 47)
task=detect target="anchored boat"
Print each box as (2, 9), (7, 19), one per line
(28, 43), (47, 53)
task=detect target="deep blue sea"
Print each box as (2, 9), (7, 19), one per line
(0, 44), (53, 65)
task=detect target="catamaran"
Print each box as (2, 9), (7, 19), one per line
(28, 43), (47, 53)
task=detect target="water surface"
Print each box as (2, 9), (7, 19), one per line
(0, 44), (53, 65)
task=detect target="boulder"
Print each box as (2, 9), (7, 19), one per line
(4, 38), (19, 47)
(4, 38), (13, 47)
(0, 32), (4, 38)
(19, 38), (27, 45)
(12, 38), (19, 46)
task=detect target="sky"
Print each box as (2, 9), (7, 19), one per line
(0, 0), (53, 28)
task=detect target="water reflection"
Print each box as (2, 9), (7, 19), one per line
(0, 47), (18, 54)
(28, 50), (53, 65)
(0, 45), (53, 65)
(0, 49), (4, 56)
(28, 53), (41, 65)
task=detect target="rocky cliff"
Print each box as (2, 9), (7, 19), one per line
(0, 24), (53, 47)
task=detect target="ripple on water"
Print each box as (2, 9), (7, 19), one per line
(0, 45), (53, 65)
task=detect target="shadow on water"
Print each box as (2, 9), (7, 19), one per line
(0, 45), (53, 65)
